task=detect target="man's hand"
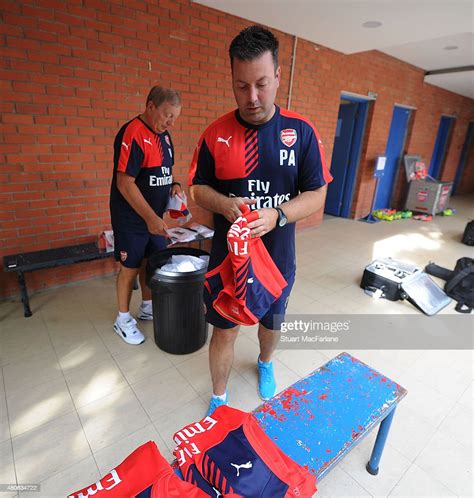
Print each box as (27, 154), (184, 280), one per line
(170, 183), (182, 198)
(221, 197), (257, 222)
(146, 214), (168, 236)
(248, 208), (278, 238)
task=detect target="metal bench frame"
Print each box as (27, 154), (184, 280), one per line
(3, 242), (114, 317)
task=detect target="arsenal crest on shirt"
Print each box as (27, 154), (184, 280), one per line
(280, 128), (297, 147)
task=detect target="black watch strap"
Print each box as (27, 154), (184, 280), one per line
(275, 207), (287, 227)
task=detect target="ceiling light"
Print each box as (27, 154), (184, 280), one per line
(443, 45), (459, 50)
(362, 21), (383, 28)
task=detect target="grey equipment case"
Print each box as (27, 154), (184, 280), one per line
(360, 257), (452, 315)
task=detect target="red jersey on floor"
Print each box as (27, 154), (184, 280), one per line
(68, 441), (210, 498)
(173, 406), (317, 498)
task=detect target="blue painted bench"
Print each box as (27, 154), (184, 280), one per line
(171, 351), (406, 488)
(253, 351), (407, 480)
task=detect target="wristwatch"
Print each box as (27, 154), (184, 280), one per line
(275, 207), (288, 228)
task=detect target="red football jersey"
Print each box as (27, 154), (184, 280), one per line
(204, 204), (287, 325)
(68, 441), (210, 498)
(173, 406), (317, 498)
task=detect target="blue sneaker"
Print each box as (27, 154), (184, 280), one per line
(206, 392), (228, 416)
(258, 358), (276, 400)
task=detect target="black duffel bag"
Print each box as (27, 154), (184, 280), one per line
(425, 257), (474, 313)
(462, 221), (474, 246)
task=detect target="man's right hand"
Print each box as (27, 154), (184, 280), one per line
(221, 197), (257, 222)
(146, 215), (168, 236)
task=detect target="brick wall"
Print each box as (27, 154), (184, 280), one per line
(1, 0), (473, 298)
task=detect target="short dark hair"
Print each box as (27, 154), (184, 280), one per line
(146, 86), (181, 107)
(229, 25), (279, 71)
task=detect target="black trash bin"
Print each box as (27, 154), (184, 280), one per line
(146, 247), (209, 355)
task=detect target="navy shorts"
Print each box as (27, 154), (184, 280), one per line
(113, 231), (167, 269)
(205, 273), (295, 331)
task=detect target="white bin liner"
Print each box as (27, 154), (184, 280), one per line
(158, 255), (209, 273)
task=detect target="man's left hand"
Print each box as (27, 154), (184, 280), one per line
(170, 183), (182, 197)
(248, 208), (278, 238)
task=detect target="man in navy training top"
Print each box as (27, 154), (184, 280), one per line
(189, 26), (332, 414)
(110, 86), (182, 345)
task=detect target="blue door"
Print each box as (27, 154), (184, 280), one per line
(429, 116), (455, 179)
(374, 106), (411, 210)
(325, 96), (369, 217)
(325, 102), (357, 216)
(453, 121), (474, 195)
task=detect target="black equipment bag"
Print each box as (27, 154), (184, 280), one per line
(462, 221), (474, 246)
(360, 258), (418, 301)
(361, 258), (451, 315)
(425, 257), (474, 313)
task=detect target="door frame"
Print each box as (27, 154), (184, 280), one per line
(338, 92), (371, 218)
(374, 105), (413, 210)
(429, 114), (456, 179)
(452, 121), (474, 195)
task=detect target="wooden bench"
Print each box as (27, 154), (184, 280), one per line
(3, 242), (114, 317)
(253, 351), (407, 480)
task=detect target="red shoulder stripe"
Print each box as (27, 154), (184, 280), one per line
(188, 110), (237, 186)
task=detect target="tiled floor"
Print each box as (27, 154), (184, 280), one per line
(0, 194), (472, 497)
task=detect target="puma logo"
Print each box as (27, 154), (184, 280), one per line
(144, 138), (153, 146)
(217, 136), (232, 148)
(230, 461), (253, 476)
(121, 142), (129, 150)
(212, 487), (222, 497)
